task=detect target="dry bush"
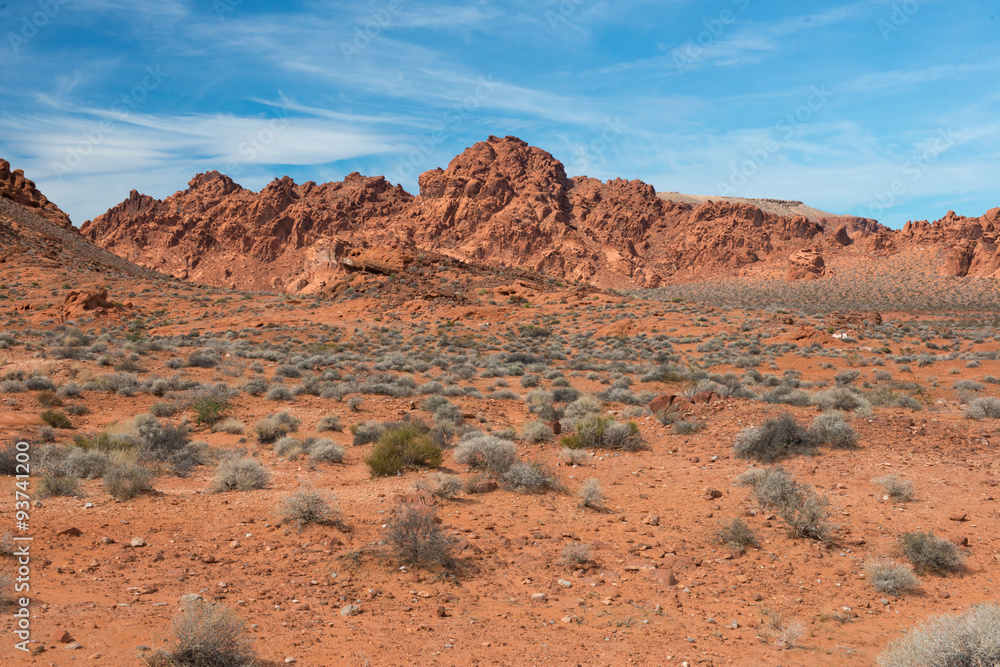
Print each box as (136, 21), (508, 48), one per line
(560, 542), (591, 566)
(453, 435), (517, 476)
(501, 461), (561, 494)
(874, 475), (914, 502)
(36, 474), (82, 498)
(733, 413), (818, 463)
(147, 599), (256, 667)
(578, 478), (604, 509)
(365, 421), (442, 477)
(212, 455), (269, 493)
(279, 488), (337, 529)
(254, 411), (301, 444)
(103, 464), (153, 501)
(877, 603), (1000, 667)
(737, 466), (834, 541)
(899, 531), (963, 574)
(865, 558), (920, 596)
(382, 505), (455, 568)
(520, 420), (554, 443)
(715, 517), (759, 553)
(808, 412), (858, 449)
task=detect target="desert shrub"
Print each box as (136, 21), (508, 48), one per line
(562, 415), (646, 452)
(211, 418), (244, 435)
(834, 369), (861, 385)
(36, 390), (62, 407)
(103, 464), (154, 500)
(874, 475), (914, 502)
(37, 474), (82, 498)
(672, 419), (704, 435)
(365, 422), (442, 477)
(350, 421), (384, 446)
(150, 402), (177, 418)
(560, 447), (590, 466)
(453, 435), (517, 476)
(501, 461), (561, 494)
(57, 382), (82, 398)
(382, 505), (455, 568)
(265, 384), (295, 401)
(242, 377), (268, 396)
(737, 465), (834, 541)
(760, 386), (813, 405)
(578, 478), (604, 509)
(899, 531), (962, 574)
(865, 559), (920, 596)
(965, 396), (1000, 420)
(40, 410), (73, 429)
(25, 375), (56, 391)
(280, 488), (337, 529)
(316, 414), (341, 432)
(132, 415), (204, 474)
(273, 436), (306, 459)
(808, 412), (858, 449)
(149, 599), (256, 667)
(191, 396), (229, 426)
(733, 413), (818, 463)
(187, 348), (221, 368)
(308, 439), (344, 464)
(812, 386), (869, 412)
(716, 517), (759, 553)
(877, 603), (1000, 667)
(274, 364), (302, 378)
(254, 411), (301, 444)
(417, 472), (463, 500)
(347, 396), (362, 411)
(61, 447), (113, 479)
(212, 456), (269, 492)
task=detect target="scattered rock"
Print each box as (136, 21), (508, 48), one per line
(57, 527), (83, 537)
(341, 604), (361, 617)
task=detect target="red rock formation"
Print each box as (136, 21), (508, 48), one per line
(898, 208), (1000, 277)
(0, 158), (72, 228)
(786, 248), (826, 281)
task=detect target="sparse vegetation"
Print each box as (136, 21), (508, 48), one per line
(733, 413), (818, 462)
(715, 517), (759, 553)
(899, 531), (963, 574)
(279, 488), (338, 529)
(578, 478), (604, 509)
(877, 603), (1000, 667)
(365, 421), (443, 477)
(212, 455), (269, 492)
(874, 475), (914, 502)
(147, 599), (257, 667)
(382, 505), (455, 568)
(865, 559), (920, 596)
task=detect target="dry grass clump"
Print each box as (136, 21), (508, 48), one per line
(103, 464), (153, 500)
(453, 434), (517, 477)
(559, 542), (591, 566)
(36, 474), (82, 498)
(578, 478), (604, 509)
(965, 396), (1000, 419)
(865, 558), (920, 596)
(561, 415), (646, 452)
(254, 411), (301, 444)
(874, 475), (915, 502)
(733, 413), (818, 463)
(520, 419), (554, 443)
(210, 418), (244, 435)
(808, 412), (858, 449)
(877, 603), (1000, 667)
(501, 461), (561, 494)
(715, 517), (759, 553)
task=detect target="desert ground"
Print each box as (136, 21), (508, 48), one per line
(1, 239), (999, 667)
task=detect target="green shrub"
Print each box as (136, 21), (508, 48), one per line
(899, 531), (962, 574)
(365, 422), (442, 477)
(877, 603), (1000, 667)
(103, 464), (153, 500)
(561, 415), (646, 452)
(191, 396), (229, 426)
(865, 559), (920, 596)
(733, 413), (817, 463)
(40, 410), (73, 429)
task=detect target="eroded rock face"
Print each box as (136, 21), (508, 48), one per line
(786, 248), (826, 281)
(899, 208), (1000, 277)
(0, 158), (72, 228)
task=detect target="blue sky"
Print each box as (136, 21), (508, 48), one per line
(1, 0), (997, 228)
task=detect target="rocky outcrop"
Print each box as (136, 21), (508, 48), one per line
(898, 208), (1000, 277)
(786, 248), (826, 281)
(0, 158), (72, 228)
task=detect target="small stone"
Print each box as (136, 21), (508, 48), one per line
(940, 591), (951, 599)
(284, 658), (297, 664)
(531, 593), (547, 602)
(138, 584), (157, 595)
(341, 604), (361, 617)
(949, 514), (968, 522)
(53, 630), (73, 643)
(416, 591), (431, 598)
(704, 488), (723, 499)
(474, 479), (499, 494)
(435, 605), (447, 617)
(65, 642), (82, 650)
(130, 537), (146, 547)
(642, 514), (660, 526)
(202, 554), (218, 564)
(100, 536), (115, 545)
(57, 527), (83, 537)
(881, 598), (890, 605)
(557, 579), (573, 588)
(84, 502), (94, 509)
(180, 594), (204, 605)
(950, 536), (969, 547)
